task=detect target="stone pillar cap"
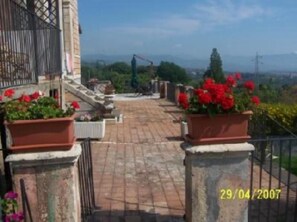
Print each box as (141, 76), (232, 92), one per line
(181, 142), (254, 154)
(5, 144), (82, 167)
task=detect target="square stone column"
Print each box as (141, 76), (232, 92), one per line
(182, 142), (254, 222)
(5, 144), (82, 222)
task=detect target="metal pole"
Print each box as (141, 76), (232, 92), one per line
(0, 111), (12, 191)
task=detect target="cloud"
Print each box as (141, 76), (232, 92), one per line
(99, 0), (273, 39)
(104, 15), (200, 38)
(95, 0), (273, 48)
(194, 0), (272, 26)
(105, 26), (173, 37)
(154, 16), (201, 34)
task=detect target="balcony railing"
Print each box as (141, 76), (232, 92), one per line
(0, 0), (61, 89)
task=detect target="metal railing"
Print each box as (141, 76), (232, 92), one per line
(248, 112), (297, 222)
(78, 138), (96, 221)
(0, 0), (61, 89)
(20, 179), (33, 222)
(0, 111), (12, 192)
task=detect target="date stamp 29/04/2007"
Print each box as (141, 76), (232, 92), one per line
(220, 189), (281, 200)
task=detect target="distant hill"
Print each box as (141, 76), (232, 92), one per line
(82, 53), (297, 73)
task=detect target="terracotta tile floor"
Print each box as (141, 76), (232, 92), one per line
(89, 97), (295, 222)
(91, 99), (185, 222)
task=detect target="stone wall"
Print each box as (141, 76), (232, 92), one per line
(62, 0), (81, 76)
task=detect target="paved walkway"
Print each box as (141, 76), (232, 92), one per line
(91, 98), (185, 222)
(90, 97), (296, 222)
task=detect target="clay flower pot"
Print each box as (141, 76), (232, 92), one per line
(5, 115), (75, 153)
(185, 111), (252, 145)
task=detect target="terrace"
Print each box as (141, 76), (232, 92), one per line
(2, 92), (297, 221)
(1, 1), (297, 222)
(87, 94), (297, 222)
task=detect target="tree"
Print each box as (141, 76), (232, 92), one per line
(106, 62), (130, 74)
(156, 61), (189, 84)
(257, 83), (280, 103)
(204, 48), (225, 82)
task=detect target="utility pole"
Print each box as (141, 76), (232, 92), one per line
(252, 52), (263, 87)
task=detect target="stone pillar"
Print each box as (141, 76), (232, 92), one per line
(182, 142), (254, 222)
(175, 84), (182, 105)
(160, 81), (168, 98)
(6, 144), (82, 222)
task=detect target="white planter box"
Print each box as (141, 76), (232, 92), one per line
(181, 121), (188, 140)
(74, 119), (105, 139)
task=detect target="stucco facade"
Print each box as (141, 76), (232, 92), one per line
(62, 0), (81, 77)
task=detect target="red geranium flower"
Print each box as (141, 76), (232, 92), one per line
(203, 78), (215, 91)
(178, 76), (259, 115)
(30, 91), (40, 100)
(178, 93), (188, 104)
(244, 80), (255, 91)
(5, 212), (24, 222)
(226, 75), (236, 87)
(198, 91), (212, 105)
(251, 96), (260, 105)
(221, 96), (234, 110)
(181, 101), (189, 109)
(18, 94), (31, 103)
(4, 191), (18, 199)
(211, 84), (225, 103)
(178, 93), (189, 109)
(71, 101), (80, 109)
(4, 89), (15, 98)
(194, 88), (204, 96)
(235, 72), (242, 80)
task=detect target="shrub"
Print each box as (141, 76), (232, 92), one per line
(250, 103), (297, 136)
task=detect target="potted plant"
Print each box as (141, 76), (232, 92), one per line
(1, 191), (24, 222)
(74, 113), (105, 139)
(104, 84), (115, 95)
(1, 89), (80, 153)
(178, 73), (260, 145)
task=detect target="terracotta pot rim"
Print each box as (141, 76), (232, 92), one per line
(5, 114), (75, 125)
(187, 110), (253, 117)
(9, 137), (76, 153)
(185, 134), (251, 145)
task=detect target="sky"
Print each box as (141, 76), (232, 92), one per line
(78, 0), (297, 59)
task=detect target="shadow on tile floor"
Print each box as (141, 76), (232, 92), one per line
(158, 104), (178, 107)
(163, 110), (184, 114)
(166, 136), (183, 141)
(87, 210), (185, 222)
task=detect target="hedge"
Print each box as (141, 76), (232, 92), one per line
(249, 103), (297, 137)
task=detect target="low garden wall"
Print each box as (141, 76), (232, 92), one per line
(164, 82), (194, 105)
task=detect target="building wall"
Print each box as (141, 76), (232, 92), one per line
(62, 0), (81, 76)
